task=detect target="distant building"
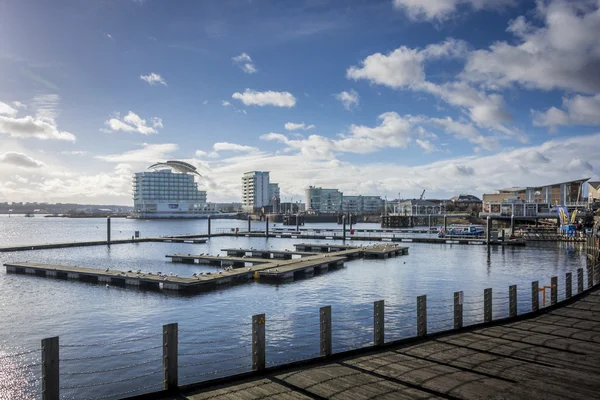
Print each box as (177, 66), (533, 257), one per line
(242, 171), (270, 212)
(588, 181), (600, 204)
(482, 178), (590, 212)
(395, 199), (440, 216)
(342, 195), (383, 213)
(305, 186), (343, 213)
(268, 183), (280, 206)
(449, 194), (481, 212)
(133, 161), (208, 218)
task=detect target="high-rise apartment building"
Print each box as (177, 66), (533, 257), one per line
(242, 171), (270, 211)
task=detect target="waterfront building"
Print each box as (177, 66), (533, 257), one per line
(482, 178), (590, 211)
(268, 183), (280, 206)
(588, 181), (600, 204)
(394, 199), (441, 216)
(449, 194), (481, 212)
(242, 171), (270, 212)
(342, 195), (383, 213)
(305, 186), (343, 213)
(133, 161), (208, 218)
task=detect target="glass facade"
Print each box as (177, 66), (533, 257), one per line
(133, 169), (207, 214)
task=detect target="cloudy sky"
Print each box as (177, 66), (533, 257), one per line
(1, 0), (599, 205)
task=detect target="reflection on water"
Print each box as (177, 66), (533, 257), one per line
(0, 218), (588, 399)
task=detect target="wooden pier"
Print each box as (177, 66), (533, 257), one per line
(221, 248), (318, 259)
(165, 254), (271, 267)
(4, 244), (409, 293)
(153, 286), (600, 400)
(0, 237), (207, 252)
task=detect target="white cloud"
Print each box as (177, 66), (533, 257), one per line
(347, 40), (518, 137)
(104, 111), (163, 135)
(0, 115), (76, 141)
(262, 112), (416, 158)
(31, 94), (60, 124)
(14, 175), (28, 183)
(232, 89), (296, 107)
(0, 152), (45, 168)
(193, 132), (600, 203)
(335, 90), (360, 110)
(416, 139), (439, 153)
(96, 143), (178, 163)
(203, 100), (208, 105)
(140, 73), (167, 86)
(463, 1), (600, 93)
(61, 150), (89, 156)
(222, 100), (232, 107)
(285, 122), (316, 131)
(105, 33), (113, 40)
(393, 0), (516, 21)
(533, 94), (600, 129)
(0, 102), (18, 116)
(12, 101), (26, 109)
(347, 46), (425, 89)
(213, 142), (259, 153)
(195, 149), (219, 158)
(232, 53), (258, 74)
(347, 39), (469, 89)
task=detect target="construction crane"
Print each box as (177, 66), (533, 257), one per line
(419, 189), (426, 200)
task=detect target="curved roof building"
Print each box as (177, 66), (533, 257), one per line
(133, 160), (210, 218)
(148, 160), (200, 175)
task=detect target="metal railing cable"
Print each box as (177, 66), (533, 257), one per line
(61, 358), (162, 376)
(59, 369), (162, 391)
(59, 333), (161, 348)
(0, 348), (38, 360)
(60, 344), (162, 361)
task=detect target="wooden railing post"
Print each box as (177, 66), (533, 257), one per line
(207, 215), (211, 238)
(532, 281), (539, 312)
(320, 306), (332, 357)
(551, 276), (558, 305)
(587, 264), (593, 289)
(484, 288), (492, 323)
(453, 291), (463, 329)
(509, 285), (517, 317)
(566, 272), (572, 299)
(252, 314), (266, 371)
(578, 268), (584, 294)
(42, 336), (59, 400)
(373, 300), (384, 346)
(417, 295), (427, 337)
(163, 323), (178, 391)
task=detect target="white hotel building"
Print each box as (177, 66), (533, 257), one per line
(133, 161), (209, 218)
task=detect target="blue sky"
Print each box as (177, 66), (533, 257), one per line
(1, 0), (599, 204)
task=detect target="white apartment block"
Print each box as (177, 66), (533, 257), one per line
(242, 171), (270, 211)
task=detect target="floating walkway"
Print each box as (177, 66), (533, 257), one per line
(0, 237), (207, 252)
(165, 254), (270, 267)
(4, 244), (408, 293)
(221, 248), (318, 259)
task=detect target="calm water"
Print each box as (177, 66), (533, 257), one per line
(0, 216), (587, 399)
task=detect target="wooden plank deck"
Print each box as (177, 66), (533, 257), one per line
(153, 288), (600, 400)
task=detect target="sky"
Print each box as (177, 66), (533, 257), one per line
(1, 0), (600, 205)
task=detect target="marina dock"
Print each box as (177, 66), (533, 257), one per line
(154, 286), (600, 400)
(4, 244), (409, 293)
(165, 254), (271, 267)
(0, 237), (207, 252)
(221, 248), (318, 259)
